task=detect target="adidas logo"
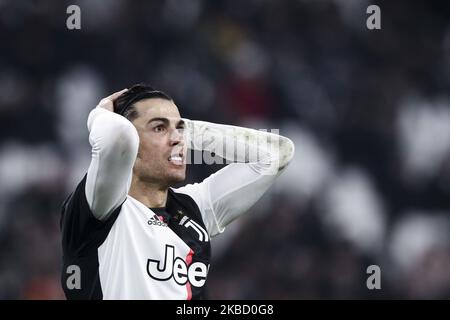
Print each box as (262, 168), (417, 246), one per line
(147, 214), (168, 227)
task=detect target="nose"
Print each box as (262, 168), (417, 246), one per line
(169, 128), (184, 146)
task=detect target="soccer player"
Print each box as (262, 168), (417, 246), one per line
(60, 84), (295, 299)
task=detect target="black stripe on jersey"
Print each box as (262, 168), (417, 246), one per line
(153, 189), (212, 300)
(60, 175), (122, 300)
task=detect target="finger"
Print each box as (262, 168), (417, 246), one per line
(96, 88), (128, 111)
(106, 88), (128, 102)
(98, 98), (113, 108)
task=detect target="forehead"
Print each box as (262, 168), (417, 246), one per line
(134, 98), (180, 121)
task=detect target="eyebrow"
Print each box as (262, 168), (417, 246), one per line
(148, 117), (185, 127)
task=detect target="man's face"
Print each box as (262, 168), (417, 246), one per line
(130, 98), (186, 187)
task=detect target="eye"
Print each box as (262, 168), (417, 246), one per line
(153, 125), (166, 133)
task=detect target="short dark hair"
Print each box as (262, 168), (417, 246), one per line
(113, 83), (173, 121)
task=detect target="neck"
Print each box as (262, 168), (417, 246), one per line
(129, 175), (168, 208)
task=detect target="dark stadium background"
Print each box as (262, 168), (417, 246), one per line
(0, 0), (449, 299)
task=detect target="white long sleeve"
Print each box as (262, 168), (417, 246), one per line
(85, 107), (139, 220)
(174, 119), (295, 237)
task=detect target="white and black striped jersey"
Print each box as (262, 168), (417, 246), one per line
(61, 175), (212, 299)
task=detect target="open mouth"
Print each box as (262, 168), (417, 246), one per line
(168, 152), (184, 166)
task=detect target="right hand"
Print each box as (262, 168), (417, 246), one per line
(96, 88), (128, 112)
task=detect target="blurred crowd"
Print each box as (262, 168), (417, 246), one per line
(0, 0), (449, 299)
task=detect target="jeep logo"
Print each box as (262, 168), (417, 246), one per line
(147, 244), (209, 287)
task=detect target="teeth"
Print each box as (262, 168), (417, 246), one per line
(169, 156), (182, 162)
